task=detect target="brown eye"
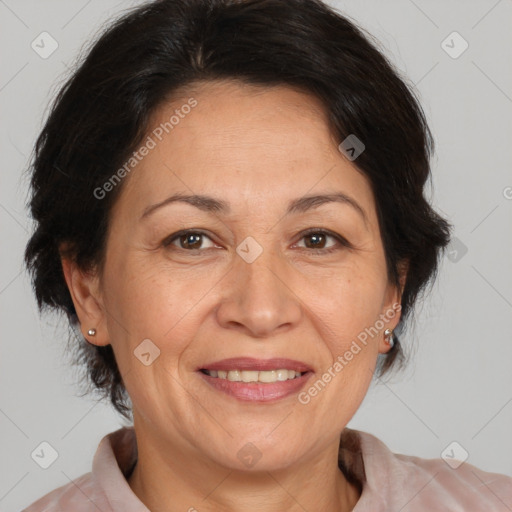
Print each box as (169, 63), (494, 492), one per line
(163, 230), (216, 251)
(178, 233), (203, 250)
(303, 232), (329, 249)
(295, 229), (352, 254)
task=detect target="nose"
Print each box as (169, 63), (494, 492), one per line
(215, 245), (303, 338)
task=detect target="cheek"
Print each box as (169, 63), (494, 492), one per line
(101, 256), (207, 371)
(305, 259), (389, 348)
(300, 270), (384, 419)
(106, 249), (209, 322)
(101, 262), (201, 413)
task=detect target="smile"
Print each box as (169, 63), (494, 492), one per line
(200, 369), (306, 383)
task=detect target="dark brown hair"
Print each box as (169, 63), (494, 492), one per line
(24, 0), (451, 419)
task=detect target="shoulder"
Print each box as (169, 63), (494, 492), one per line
(21, 426), (138, 512)
(345, 428), (512, 511)
(393, 450), (512, 511)
(22, 473), (111, 512)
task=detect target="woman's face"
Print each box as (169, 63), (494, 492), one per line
(71, 80), (402, 470)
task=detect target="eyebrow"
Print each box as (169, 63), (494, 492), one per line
(140, 192), (368, 224)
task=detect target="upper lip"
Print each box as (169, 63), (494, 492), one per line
(199, 357), (313, 372)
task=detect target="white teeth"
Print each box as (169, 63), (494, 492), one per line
(204, 368), (304, 383)
(277, 369), (289, 381)
(258, 370), (276, 383)
(227, 370), (241, 381)
(241, 370), (259, 382)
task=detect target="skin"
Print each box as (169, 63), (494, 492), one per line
(62, 79), (405, 512)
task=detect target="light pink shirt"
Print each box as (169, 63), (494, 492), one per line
(23, 426), (512, 511)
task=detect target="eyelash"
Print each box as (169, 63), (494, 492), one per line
(162, 228), (352, 255)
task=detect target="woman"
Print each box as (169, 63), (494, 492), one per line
(22, 0), (512, 510)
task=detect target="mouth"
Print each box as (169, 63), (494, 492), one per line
(197, 357), (313, 402)
(200, 368), (307, 382)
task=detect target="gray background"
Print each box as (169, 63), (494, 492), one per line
(1, 0), (511, 510)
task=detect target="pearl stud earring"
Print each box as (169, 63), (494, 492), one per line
(384, 328), (394, 348)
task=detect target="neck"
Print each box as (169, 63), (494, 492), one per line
(127, 423), (361, 512)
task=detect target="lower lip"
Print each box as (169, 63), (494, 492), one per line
(198, 371), (312, 402)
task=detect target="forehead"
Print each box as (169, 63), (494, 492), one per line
(114, 80), (374, 221)
(155, 79), (335, 161)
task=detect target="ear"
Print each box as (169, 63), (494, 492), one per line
(379, 259), (408, 354)
(60, 251), (110, 347)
